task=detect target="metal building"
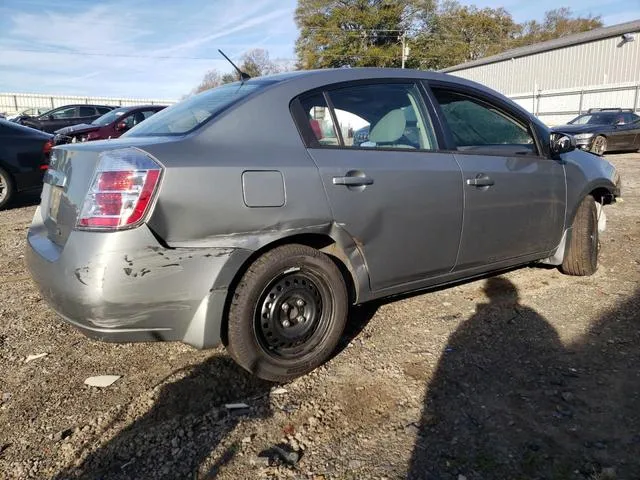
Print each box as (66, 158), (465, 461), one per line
(442, 20), (640, 125)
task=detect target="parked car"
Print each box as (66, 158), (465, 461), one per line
(0, 119), (53, 209)
(20, 104), (115, 133)
(26, 68), (620, 382)
(8, 107), (49, 123)
(53, 105), (166, 145)
(553, 108), (640, 155)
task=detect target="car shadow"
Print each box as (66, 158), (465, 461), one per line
(51, 355), (273, 480)
(407, 277), (640, 479)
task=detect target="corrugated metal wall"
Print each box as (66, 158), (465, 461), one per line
(451, 33), (640, 96)
(0, 93), (176, 116)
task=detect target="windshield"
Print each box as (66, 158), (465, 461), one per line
(569, 113), (620, 125)
(125, 81), (271, 136)
(91, 107), (128, 126)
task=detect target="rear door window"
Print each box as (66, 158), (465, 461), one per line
(79, 106), (95, 117)
(297, 83), (437, 151)
(97, 106), (112, 115)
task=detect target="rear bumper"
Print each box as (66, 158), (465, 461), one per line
(26, 207), (251, 348)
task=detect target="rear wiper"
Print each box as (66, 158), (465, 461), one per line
(218, 49), (251, 83)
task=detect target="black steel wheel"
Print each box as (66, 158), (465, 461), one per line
(227, 244), (348, 382)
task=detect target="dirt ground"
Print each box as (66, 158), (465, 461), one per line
(1, 153), (639, 480)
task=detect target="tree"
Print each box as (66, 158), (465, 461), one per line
(295, 0), (433, 69)
(514, 8), (603, 47)
(294, 0), (604, 71)
(411, 1), (519, 70)
(190, 49), (285, 95)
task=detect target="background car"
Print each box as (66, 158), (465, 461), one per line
(553, 108), (640, 155)
(0, 119), (52, 209)
(8, 107), (49, 123)
(20, 104), (115, 133)
(53, 105), (166, 145)
(27, 69), (619, 382)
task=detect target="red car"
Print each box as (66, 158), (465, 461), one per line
(53, 105), (166, 145)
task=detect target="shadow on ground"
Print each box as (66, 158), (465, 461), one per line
(52, 356), (272, 480)
(408, 277), (640, 479)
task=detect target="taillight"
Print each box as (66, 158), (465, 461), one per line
(42, 140), (53, 167)
(77, 148), (163, 230)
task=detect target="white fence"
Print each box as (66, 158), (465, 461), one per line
(508, 83), (640, 126)
(0, 93), (177, 116)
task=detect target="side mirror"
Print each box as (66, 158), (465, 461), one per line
(115, 122), (128, 131)
(550, 133), (576, 156)
(48, 114), (55, 121)
(614, 119), (624, 126)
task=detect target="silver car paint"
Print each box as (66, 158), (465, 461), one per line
(26, 68), (619, 349)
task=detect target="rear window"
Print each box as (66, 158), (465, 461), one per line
(126, 81), (273, 136)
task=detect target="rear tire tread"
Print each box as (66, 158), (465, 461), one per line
(227, 244), (348, 383)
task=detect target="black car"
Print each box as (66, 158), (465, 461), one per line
(553, 108), (640, 156)
(20, 104), (115, 134)
(0, 120), (53, 209)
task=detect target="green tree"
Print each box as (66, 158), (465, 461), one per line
(295, 0), (435, 69)
(295, 1), (604, 71)
(514, 8), (603, 47)
(411, 1), (519, 70)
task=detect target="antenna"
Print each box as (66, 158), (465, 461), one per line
(218, 49), (251, 82)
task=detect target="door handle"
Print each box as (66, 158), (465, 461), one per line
(333, 175), (374, 186)
(466, 175), (494, 187)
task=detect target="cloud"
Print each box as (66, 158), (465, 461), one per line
(0, 0), (298, 98)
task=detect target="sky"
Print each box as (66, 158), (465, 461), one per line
(0, 0), (637, 100)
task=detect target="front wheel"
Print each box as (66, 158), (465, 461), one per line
(591, 135), (607, 156)
(226, 244), (348, 382)
(560, 195), (599, 276)
(0, 167), (15, 210)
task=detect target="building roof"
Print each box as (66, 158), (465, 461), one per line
(442, 19), (640, 73)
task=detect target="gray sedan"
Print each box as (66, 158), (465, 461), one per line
(26, 68), (620, 381)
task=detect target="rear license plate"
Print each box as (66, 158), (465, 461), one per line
(48, 187), (62, 219)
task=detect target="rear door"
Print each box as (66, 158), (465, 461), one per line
(78, 106), (98, 125)
(294, 81), (464, 292)
(428, 83), (566, 271)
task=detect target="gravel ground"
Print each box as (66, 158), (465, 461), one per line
(1, 153), (639, 480)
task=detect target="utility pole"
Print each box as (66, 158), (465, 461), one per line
(401, 32), (410, 68)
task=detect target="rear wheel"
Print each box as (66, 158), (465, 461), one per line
(560, 195), (599, 276)
(0, 167), (14, 210)
(591, 135), (607, 156)
(227, 244), (348, 382)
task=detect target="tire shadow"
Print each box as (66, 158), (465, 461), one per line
(51, 355), (273, 480)
(408, 277), (640, 479)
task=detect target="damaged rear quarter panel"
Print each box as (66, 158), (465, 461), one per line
(142, 84), (334, 250)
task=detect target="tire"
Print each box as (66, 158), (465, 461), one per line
(590, 135), (607, 156)
(560, 195), (599, 276)
(227, 244), (348, 382)
(0, 167), (15, 210)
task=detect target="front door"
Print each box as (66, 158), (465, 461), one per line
(297, 82), (464, 292)
(429, 87), (566, 271)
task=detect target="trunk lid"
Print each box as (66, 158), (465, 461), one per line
(41, 136), (177, 247)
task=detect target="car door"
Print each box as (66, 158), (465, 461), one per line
(43, 106), (79, 133)
(294, 82), (464, 292)
(428, 84), (566, 271)
(615, 113), (640, 149)
(76, 106), (97, 127)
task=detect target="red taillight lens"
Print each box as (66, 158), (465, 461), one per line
(77, 148), (162, 230)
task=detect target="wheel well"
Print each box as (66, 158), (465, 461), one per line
(590, 187), (614, 205)
(219, 233), (358, 346)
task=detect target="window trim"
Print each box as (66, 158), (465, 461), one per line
(290, 79), (442, 153)
(425, 80), (547, 159)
